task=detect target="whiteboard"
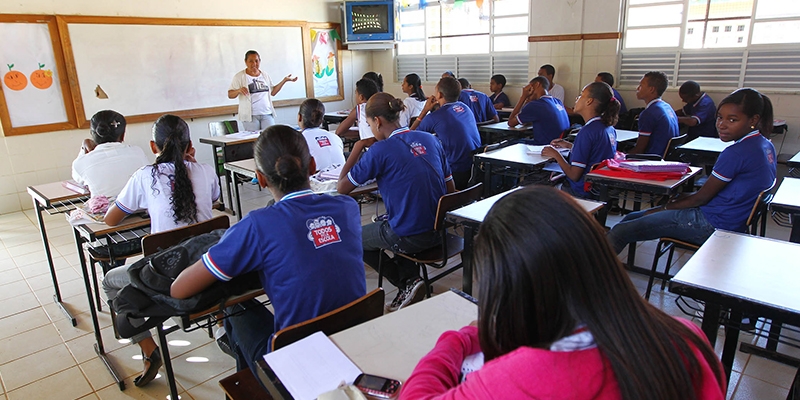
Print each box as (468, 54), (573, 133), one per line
(67, 23), (308, 121)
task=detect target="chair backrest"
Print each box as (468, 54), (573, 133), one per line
(208, 120), (239, 137)
(627, 154), (663, 161)
(270, 288), (385, 351)
(434, 183), (483, 231)
(745, 183), (775, 235)
(664, 133), (688, 160)
(141, 215), (230, 256)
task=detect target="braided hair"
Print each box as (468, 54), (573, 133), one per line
(150, 114), (198, 225)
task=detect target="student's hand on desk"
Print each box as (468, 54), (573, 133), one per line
(550, 138), (572, 149)
(540, 145), (562, 159)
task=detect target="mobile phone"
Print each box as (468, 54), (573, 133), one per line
(353, 373), (401, 399)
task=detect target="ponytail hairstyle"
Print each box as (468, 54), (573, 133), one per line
(151, 114), (198, 225)
(254, 125), (312, 194)
(356, 78), (380, 102)
(404, 73), (425, 99)
(718, 88), (774, 138)
(362, 71), (384, 92)
(299, 98), (326, 129)
(90, 110), (127, 144)
(365, 92), (405, 123)
(584, 81), (620, 127)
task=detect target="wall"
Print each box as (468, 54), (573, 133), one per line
(0, 0), (371, 213)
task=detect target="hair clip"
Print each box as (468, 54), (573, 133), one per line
(610, 97), (617, 102)
(110, 120), (120, 128)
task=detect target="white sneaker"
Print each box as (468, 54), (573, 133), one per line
(387, 279), (426, 312)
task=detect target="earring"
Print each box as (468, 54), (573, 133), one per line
(751, 125), (755, 129)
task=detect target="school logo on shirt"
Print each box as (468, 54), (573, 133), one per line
(469, 94), (478, 103)
(408, 141), (428, 156)
(316, 136), (331, 148)
(452, 104), (466, 113)
(306, 216), (342, 249)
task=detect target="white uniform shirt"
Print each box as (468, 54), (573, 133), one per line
(550, 83), (565, 103)
(114, 162), (220, 233)
(71, 142), (150, 198)
(302, 127), (345, 171)
(357, 103), (374, 140)
(399, 96), (425, 127)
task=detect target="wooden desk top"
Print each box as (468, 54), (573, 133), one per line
(27, 182), (88, 207)
(586, 166), (702, 190)
(448, 187), (604, 224)
(788, 151), (800, 168)
(474, 143), (552, 166)
(199, 132), (259, 147)
(72, 214), (151, 240)
(671, 231), (800, 316)
(771, 177), (800, 212)
(477, 121), (532, 133)
(330, 291), (477, 382)
(677, 137), (733, 153)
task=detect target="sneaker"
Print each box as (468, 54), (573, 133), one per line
(387, 278), (426, 312)
(214, 327), (236, 359)
(371, 213), (389, 223)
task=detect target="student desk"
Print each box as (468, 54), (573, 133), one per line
(71, 214), (151, 391)
(497, 107), (514, 120)
(199, 132), (258, 214)
(27, 182), (90, 326)
(675, 137), (733, 169)
(770, 177), (800, 243)
(788, 151), (800, 179)
(322, 110), (350, 130)
(567, 128), (639, 145)
(669, 231), (800, 385)
(447, 188), (605, 295)
(476, 121), (532, 145)
(473, 143), (553, 197)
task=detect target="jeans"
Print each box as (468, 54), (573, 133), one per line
(240, 114), (275, 132)
(607, 207), (716, 254)
(223, 299), (275, 372)
(102, 266), (152, 344)
(362, 221), (440, 289)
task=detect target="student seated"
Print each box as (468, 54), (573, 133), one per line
(608, 88), (777, 253)
(457, 78), (499, 124)
(676, 80), (718, 141)
(489, 74), (511, 110)
(538, 64), (565, 102)
(339, 93), (455, 311)
(72, 110), (150, 198)
(335, 78), (380, 141)
(543, 81), (619, 199)
(442, 70), (455, 78)
(628, 71), (679, 157)
(401, 187), (726, 399)
(399, 73), (426, 128)
(411, 77), (482, 189)
(507, 76), (570, 145)
(362, 71), (384, 92)
(298, 98), (345, 171)
(102, 114), (220, 387)
(596, 72), (627, 114)
(172, 125), (366, 375)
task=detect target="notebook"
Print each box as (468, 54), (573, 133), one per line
(616, 160), (689, 173)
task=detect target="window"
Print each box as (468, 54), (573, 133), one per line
(712, 26), (719, 32)
(688, 27), (694, 34)
(738, 25), (745, 31)
(724, 25), (732, 32)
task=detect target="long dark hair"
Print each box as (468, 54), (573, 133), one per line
(718, 88), (774, 138)
(584, 81), (620, 127)
(365, 92), (404, 123)
(362, 71), (383, 92)
(475, 187), (725, 400)
(299, 98), (325, 129)
(404, 73), (425, 99)
(254, 125), (311, 194)
(151, 114), (197, 225)
(90, 110), (126, 144)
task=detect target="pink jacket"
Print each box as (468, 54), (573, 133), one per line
(401, 319), (725, 399)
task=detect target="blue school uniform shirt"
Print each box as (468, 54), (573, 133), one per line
(517, 95), (570, 145)
(568, 117), (617, 197)
(417, 102), (482, 173)
(202, 190), (366, 334)
(700, 131), (776, 232)
(612, 88), (627, 114)
(637, 98), (679, 157)
(491, 91), (511, 108)
(458, 89), (498, 123)
(348, 128), (453, 237)
(682, 93), (718, 138)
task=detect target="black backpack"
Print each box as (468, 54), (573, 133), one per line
(112, 229), (261, 338)
(616, 107), (644, 131)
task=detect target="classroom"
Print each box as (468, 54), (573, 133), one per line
(1, 0), (800, 398)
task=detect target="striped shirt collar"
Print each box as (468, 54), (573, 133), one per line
(645, 98), (662, 109)
(692, 93), (707, 107)
(389, 127), (411, 138)
(735, 130), (761, 144)
(279, 189), (314, 202)
(584, 116), (602, 126)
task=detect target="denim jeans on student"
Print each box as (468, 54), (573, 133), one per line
(362, 221), (440, 289)
(240, 114), (275, 132)
(607, 207), (716, 254)
(222, 299), (275, 372)
(102, 266), (152, 344)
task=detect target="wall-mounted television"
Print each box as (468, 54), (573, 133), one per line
(343, 0), (397, 48)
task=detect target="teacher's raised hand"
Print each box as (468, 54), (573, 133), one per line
(272, 73), (299, 96)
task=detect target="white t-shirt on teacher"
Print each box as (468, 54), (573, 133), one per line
(301, 127), (345, 171)
(114, 161), (220, 233)
(246, 74), (273, 116)
(230, 69), (275, 122)
(71, 142), (150, 198)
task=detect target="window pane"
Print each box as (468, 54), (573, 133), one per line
(687, 0), (708, 20)
(629, 0), (680, 4)
(494, 16), (528, 34)
(442, 35), (489, 54)
(441, 2), (489, 36)
(628, 4), (684, 27)
(426, 6), (441, 37)
(494, 0), (529, 16)
(755, 0), (800, 19)
(400, 9), (425, 25)
(625, 27), (681, 48)
(397, 41), (426, 55)
(684, 21), (706, 48)
(752, 20), (800, 44)
(400, 25), (425, 40)
(704, 18), (749, 47)
(708, 0), (753, 19)
(401, 0), (420, 7)
(427, 37), (441, 55)
(493, 35), (527, 52)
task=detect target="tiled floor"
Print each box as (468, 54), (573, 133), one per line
(0, 182), (796, 399)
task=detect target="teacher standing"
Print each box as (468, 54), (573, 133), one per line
(228, 50), (298, 131)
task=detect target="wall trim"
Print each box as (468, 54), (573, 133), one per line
(528, 32), (621, 42)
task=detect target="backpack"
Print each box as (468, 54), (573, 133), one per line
(112, 229), (262, 338)
(616, 107), (644, 131)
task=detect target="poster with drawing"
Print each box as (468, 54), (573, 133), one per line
(0, 23), (68, 128)
(311, 29), (340, 98)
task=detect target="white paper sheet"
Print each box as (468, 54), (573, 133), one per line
(526, 145), (569, 156)
(225, 131), (260, 140)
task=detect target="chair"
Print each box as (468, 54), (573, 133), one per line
(664, 133), (688, 161)
(270, 288), (385, 351)
(644, 185), (774, 300)
(379, 183), (483, 298)
(209, 120), (239, 137)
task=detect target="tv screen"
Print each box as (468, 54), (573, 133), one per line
(344, 0), (396, 43)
